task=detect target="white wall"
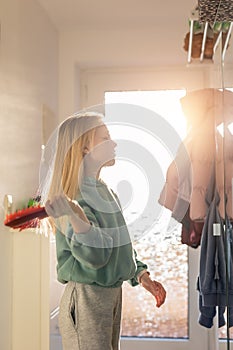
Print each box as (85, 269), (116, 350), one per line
(58, 27), (233, 119)
(58, 25), (190, 119)
(0, 0), (58, 349)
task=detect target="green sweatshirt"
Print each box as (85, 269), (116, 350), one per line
(55, 177), (147, 288)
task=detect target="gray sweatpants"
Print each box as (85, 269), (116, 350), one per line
(59, 281), (122, 350)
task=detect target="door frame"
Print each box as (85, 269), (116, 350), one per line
(79, 66), (216, 350)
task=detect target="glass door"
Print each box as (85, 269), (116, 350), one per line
(101, 90), (209, 350)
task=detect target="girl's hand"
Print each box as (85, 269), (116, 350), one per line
(140, 273), (166, 308)
(45, 195), (79, 218)
(45, 195), (90, 233)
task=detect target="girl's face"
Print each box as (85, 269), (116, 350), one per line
(84, 124), (117, 171)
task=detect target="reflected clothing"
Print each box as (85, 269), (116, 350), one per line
(159, 88), (233, 222)
(198, 171), (233, 328)
(59, 281), (122, 350)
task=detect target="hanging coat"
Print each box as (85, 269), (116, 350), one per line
(197, 168), (233, 328)
(159, 88), (233, 223)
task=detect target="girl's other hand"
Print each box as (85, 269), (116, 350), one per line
(140, 273), (166, 308)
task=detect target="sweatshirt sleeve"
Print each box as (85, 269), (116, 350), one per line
(128, 250), (148, 287)
(64, 205), (113, 270)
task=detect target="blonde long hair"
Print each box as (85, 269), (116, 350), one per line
(48, 113), (103, 201)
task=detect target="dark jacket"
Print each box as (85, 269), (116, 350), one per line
(198, 170), (233, 328)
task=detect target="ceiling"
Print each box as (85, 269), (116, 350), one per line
(36, 0), (233, 65)
(36, 0), (196, 31)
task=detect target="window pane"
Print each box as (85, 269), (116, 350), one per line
(104, 90), (188, 338)
(122, 227), (188, 338)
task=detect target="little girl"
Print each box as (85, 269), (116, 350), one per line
(45, 112), (166, 350)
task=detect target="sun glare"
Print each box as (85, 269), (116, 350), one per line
(102, 90), (189, 339)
